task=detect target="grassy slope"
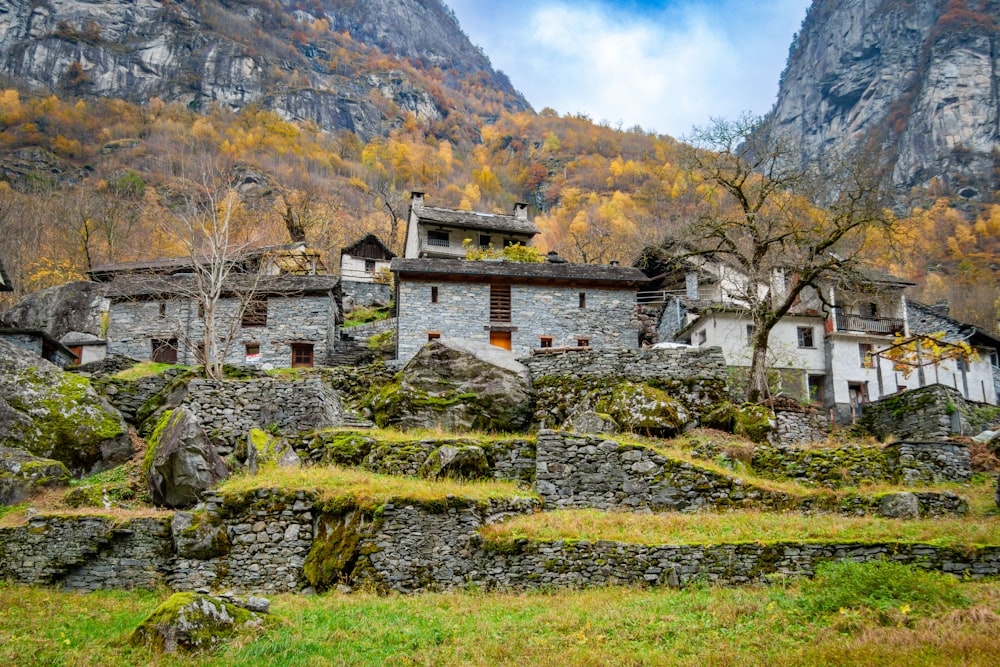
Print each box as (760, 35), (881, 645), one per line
(2, 578), (999, 667)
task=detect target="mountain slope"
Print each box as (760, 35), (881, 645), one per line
(769, 0), (1000, 202)
(0, 0), (529, 139)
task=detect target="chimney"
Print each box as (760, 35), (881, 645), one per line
(513, 202), (528, 220)
(411, 191), (425, 209)
(685, 271), (699, 299)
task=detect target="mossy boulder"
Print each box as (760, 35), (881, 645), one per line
(419, 444), (490, 480)
(373, 339), (533, 432)
(0, 446), (71, 505)
(246, 428), (301, 475)
(0, 337), (131, 474)
(144, 407), (228, 508)
(596, 381), (690, 435)
(704, 401), (776, 444)
(565, 410), (619, 435)
(129, 592), (266, 654)
(171, 510), (230, 559)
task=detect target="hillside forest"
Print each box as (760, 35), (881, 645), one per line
(0, 84), (997, 331)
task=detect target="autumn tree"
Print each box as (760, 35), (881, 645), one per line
(671, 113), (896, 403)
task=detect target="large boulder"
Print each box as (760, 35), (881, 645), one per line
(171, 510), (231, 559)
(374, 338), (533, 432)
(878, 492), (921, 519)
(144, 408), (228, 508)
(246, 428), (301, 475)
(0, 446), (71, 505)
(129, 591), (267, 654)
(419, 444), (490, 480)
(596, 381), (690, 436)
(0, 337), (131, 474)
(0, 281), (107, 339)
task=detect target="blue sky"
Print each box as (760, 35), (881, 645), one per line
(446, 0), (812, 138)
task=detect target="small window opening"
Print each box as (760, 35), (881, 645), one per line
(859, 343), (875, 368)
(427, 331), (441, 341)
(576, 337), (591, 348)
(431, 286), (439, 303)
(427, 230), (450, 247)
(158, 302), (166, 318)
(242, 298), (267, 327)
(539, 336), (554, 348)
(490, 284), (511, 322)
(245, 343), (261, 364)
(291, 343), (314, 368)
(579, 292), (586, 308)
(797, 326), (814, 348)
(364, 259), (376, 272)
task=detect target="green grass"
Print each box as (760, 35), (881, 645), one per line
(108, 362), (188, 382)
(217, 465), (534, 511)
(481, 507), (1000, 548)
(341, 305), (392, 328)
(2, 571), (999, 666)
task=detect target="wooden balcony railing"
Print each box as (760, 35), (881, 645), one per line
(834, 310), (904, 336)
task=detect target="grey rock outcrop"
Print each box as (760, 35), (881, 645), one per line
(246, 430), (301, 475)
(877, 492), (921, 520)
(128, 591), (266, 654)
(770, 0), (1000, 198)
(0, 0), (527, 142)
(0, 337), (130, 474)
(373, 338), (533, 432)
(0, 281), (107, 339)
(171, 511), (230, 560)
(144, 407), (228, 508)
(419, 444), (490, 480)
(0, 446), (71, 505)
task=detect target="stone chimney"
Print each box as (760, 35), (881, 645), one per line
(513, 202), (528, 220)
(411, 191), (425, 209)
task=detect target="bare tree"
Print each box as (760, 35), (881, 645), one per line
(672, 113), (896, 402)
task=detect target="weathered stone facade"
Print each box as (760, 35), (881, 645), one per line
(887, 441), (971, 485)
(772, 407), (829, 445)
(396, 281), (641, 362)
(107, 292), (338, 369)
(341, 280), (392, 308)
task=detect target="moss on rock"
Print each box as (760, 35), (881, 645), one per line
(129, 592), (264, 654)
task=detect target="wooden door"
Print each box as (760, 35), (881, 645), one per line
(489, 331), (512, 350)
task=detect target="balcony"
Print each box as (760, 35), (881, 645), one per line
(834, 310), (904, 336)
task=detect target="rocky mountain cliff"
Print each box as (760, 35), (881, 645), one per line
(0, 0), (528, 139)
(769, 0), (1000, 202)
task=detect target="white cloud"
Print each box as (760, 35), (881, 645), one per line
(446, 0), (810, 137)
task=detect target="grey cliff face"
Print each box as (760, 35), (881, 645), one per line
(770, 0), (1000, 199)
(0, 0), (527, 139)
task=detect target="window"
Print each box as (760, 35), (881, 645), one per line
(242, 298), (267, 327)
(427, 331), (441, 341)
(859, 302), (878, 317)
(696, 330), (707, 346)
(364, 259), (376, 272)
(576, 337), (591, 348)
(746, 324), (755, 345)
(490, 284), (511, 322)
(158, 301), (166, 318)
(197, 301), (205, 319)
(991, 351), (999, 368)
(431, 286), (439, 303)
(245, 343), (261, 364)
(151, 338), (178, 364)
(579, 292), (586, 308)
(504, 238), (519, 248)
(859, 343), (874, 368)
(797, 326), (814, 348)
(479, 234), (492, 249)
(807, 375), (824, 404)
(427, 230), (450, 247)
(291, 343), (314, 368)
(539, 336), (553, 348)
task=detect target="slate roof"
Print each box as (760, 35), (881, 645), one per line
(104, 274), (341, 299)
(414, 206), (540, 236)
(341, 233), (396, 259)
(88, 243), (326, 281)
(908, 301), (1000, 349)
(0, 257), (12, 292)
(391, 258), (649, 286)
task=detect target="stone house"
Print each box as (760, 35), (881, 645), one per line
(403, 192), (538, 259)
(0, 328), (76, 367)
(906, 300), (1000, 404)
(60, 331), (108, 366)
(391, 256), (649, 362)
(644, 252), (981, 422)
(339, 234), (394, 308)
(101, 274), (341, 370)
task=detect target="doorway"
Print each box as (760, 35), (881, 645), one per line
(489, 331), (512, 350)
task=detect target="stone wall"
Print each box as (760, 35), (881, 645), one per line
(773, 408), (829, 445)
(342, 280), (391, 308)
(888, 441), (971, 485)
(107, 293), (337, 369)
(95, 367), (191, 423)
(396, 281), (640, 363)
(182, 378), (343, 454)
(861, 384), (962, 441)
